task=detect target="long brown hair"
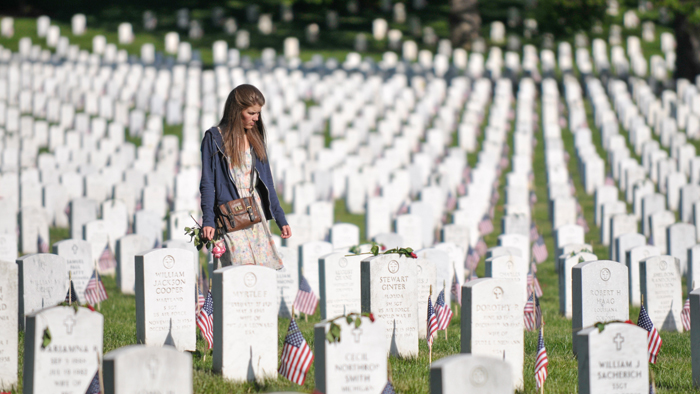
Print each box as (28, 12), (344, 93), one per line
(217, 84), (268, 167)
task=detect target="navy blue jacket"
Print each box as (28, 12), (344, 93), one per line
(199, 127), (288, 230)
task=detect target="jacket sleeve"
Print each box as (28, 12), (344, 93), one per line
(200, 130), (217, 228)
(263, 160), (289, 228)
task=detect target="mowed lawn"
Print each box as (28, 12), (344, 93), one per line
(3, 13), (693, 394)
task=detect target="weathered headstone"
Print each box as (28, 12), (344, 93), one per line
(627, 245), (660, 307)
(614, 233), (645, 266)
(640, 255), (683, 331)
(688, 245), (700, 296)
(23, 306), (103, 394)
(314, 316), (387, 394)
(103, 345), (193, 394)
(135, 248), (196, 351)
(485, 254), (527, 302)
(53, 239), (92, 304)
(18, 254), (67, 330)
(300, 241), (333, 299)
(415, 257), (438, 337)
(461, 278), (523, 389)
(116, 234), (152, 295)
(577, 322), (649, 394)
(572, 260), (629, 354)
(667, 223), (695, 274)
(0, 234), (17, 263)
(70, 198), (98, 240)
(690, 288), (700, 386)
(361, 254), (418, 357)
(330, 223), (360, 250)
(276, 246), (298, 318)
(0, 260), (17, 389)
(319, 253), (362, 319)
(430, 354), (514, 394)
(559, 252), (597, 319)
(609, 214), (638, 261)
(213, 265), (277, 381)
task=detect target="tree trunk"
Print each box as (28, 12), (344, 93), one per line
(449, 0), (480, 49)
(675, 14), (700, 81)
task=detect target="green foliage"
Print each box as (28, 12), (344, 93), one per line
(653, 0), (700, 23)
(41, 327), (51, 349)
(325, 312), (375, 343)
(536, 0), (607, 36)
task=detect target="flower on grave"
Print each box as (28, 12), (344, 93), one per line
(369, 313), (375, 322)
(212, 241), (226, 259)
(410, 252), (417, 258)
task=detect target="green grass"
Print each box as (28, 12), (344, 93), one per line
(13, 93), (691, 394)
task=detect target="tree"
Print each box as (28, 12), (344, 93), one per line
(450, 0), (481, 49)
(536, 0), (606, 37)
(654, 0), (700, 79)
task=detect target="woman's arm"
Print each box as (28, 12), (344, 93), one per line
(262, 160), (289, 229)
(200, 130), (217, 229)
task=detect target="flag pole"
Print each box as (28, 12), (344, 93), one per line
(96, 351), (104, 394)
(540, 325), (545, 394)
(429, 285), (433, 367)
(443, 280), (447, 340)
(94, 260), (101, 311)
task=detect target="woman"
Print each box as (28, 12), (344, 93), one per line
(200, 84), (291, 269)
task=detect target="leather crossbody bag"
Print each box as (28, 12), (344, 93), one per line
(213, 128), (262, 233)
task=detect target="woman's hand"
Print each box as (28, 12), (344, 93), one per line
(281, 225), (292, 239)
(202, 226), (216, 241)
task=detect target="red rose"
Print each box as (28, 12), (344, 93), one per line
(381, 245), (386, 251)
(410, 252), (417, 259)
(368, 313), (375, 322)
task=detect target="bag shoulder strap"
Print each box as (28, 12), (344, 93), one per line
(217, 126), (257, 193)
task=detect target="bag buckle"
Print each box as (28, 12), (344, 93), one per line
(246, 206), (255, 221)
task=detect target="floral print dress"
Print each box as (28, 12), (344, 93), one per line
(219, 150), (283, 270)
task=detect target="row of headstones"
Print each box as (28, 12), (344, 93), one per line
(562, 75), (690, 335)
(4, 260), (685, 393)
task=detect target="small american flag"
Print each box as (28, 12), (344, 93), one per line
(294, 276), (318, 316)
(98, 244), (116, 272)
(524, 293), (536, 331)
(278, 319), (313, 385)
(197, 291), (214, 349)
(569, 179), (576, 194)
(64, 202), (71, 218)
(475, 238), (488, 257)
(530, 190), (537, 206)
(605, 174), (615, 186)
(64, 280), (78, 304)
(681, 298), (691, 331)
(534, 294), (542, 330)
(576, 201), (582, 214)
(396, 200), (409, 216)
(463, 166), (471, 183)
(381, 382), (396, 394)
(527, 272), (543, 298)
(466, 246), (480, 271)
(450, 273), (462, 306)
(479, 214), (494, 236)
(530, 223), (539, 242)
(577, 214), (589, 233)
(528, 171), (534, 182)
(85, 270), (108, 305)
(446, 191), (457, 211)
(197, 288), (205, 312)
(427, 295), (438, 348)
(457, 183), (467, 196)
(489, 206), (495, 219)
(85, 370), (100, 394)
(37, 233), (49, 253)
(535, 327), (548, 389)
(435, 289), (453, 331)
(532, 235), (548, 263)
(637, 304), (662, 364)
(490, 190), (500, 206)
